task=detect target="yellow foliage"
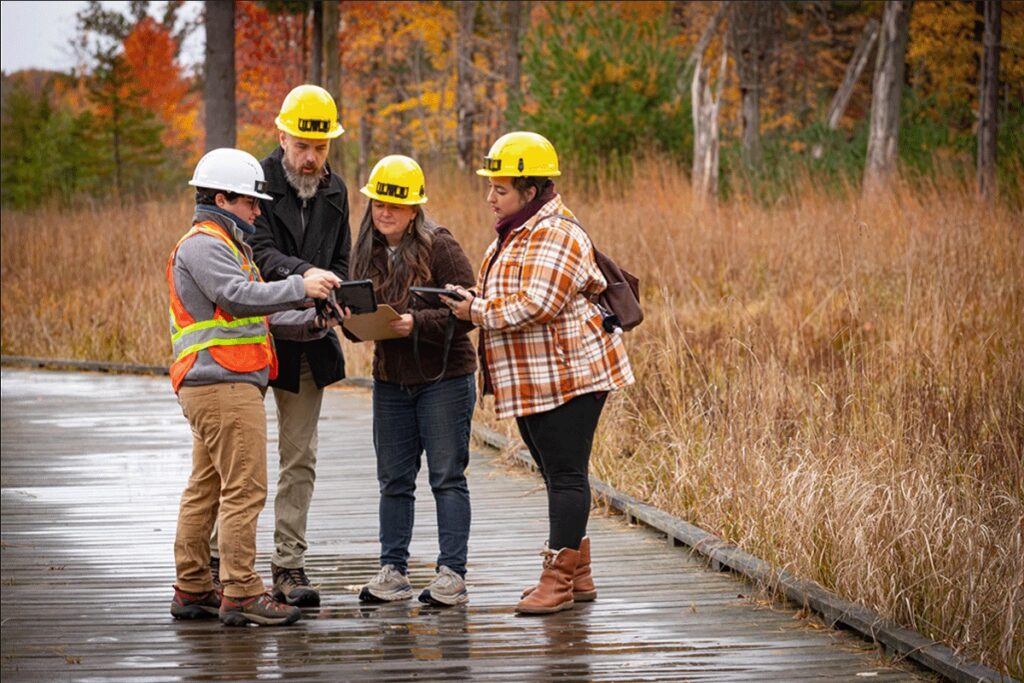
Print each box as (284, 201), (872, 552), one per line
(908, 2), (980, 112)
(603, 62), (629, 83)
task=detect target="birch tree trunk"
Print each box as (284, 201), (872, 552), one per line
(691, 45), (728, 201)
(203, 1), (235, 151)
(826, 19), (879, 130)
(456, 1), (477, 170)
(864, 0), (913, 194)
(977, 0), (1001, 202)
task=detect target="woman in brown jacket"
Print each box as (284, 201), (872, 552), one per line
(347, 155), (477, 607)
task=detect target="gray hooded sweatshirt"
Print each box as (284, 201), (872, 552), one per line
(171, 208), (326, 389)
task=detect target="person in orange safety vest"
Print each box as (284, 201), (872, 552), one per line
(167, 148), (341, 627)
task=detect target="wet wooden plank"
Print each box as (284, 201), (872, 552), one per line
(0, 369), (929, 682)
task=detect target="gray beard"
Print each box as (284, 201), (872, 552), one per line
(282, 159), (322, 200)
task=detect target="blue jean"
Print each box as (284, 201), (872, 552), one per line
(373, 374), (475, 576)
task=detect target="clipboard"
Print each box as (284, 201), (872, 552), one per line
(343, 304), (403, 341)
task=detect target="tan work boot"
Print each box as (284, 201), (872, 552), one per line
(522, 536), (597, 602)
(515, 547), (579, 615)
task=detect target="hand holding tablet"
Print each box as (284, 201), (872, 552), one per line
(409, 286), (466, 307)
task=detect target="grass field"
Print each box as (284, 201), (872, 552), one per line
(2, 160), (1021, 676)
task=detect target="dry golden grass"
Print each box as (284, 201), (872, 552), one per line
(1, 160), (1021, 676)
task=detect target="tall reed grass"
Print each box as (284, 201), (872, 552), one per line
(1, 160), (1021, 676)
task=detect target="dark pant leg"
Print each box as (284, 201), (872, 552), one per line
(516, 392), (608, 550)
(373, 380), (422, 573)
(417, 374), (475, 576)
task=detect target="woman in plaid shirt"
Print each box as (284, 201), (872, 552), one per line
(448, 132), (634, 614)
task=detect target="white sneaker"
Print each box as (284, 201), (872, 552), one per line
(418, 566), (468, 606)
(359, 564), (414, 602)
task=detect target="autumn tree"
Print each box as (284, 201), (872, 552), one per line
(520, 3), (688, 175)
(74, 1), (166, 196)
(234, 2), (308, 153)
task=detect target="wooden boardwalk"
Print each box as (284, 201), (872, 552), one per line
(0, 368), (927, 682)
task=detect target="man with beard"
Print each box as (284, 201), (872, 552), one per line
(210, 84), (350, 608)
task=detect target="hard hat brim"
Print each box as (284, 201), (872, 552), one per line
(475, 169), (561, 177)
(359, 185), (428, 205)
(275, 115), (344, 139)
(188, 179), (273, 201)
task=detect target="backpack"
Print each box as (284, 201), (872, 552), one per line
(544, 215), (644, 334)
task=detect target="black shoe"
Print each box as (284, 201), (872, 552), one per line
(271, 563), (321, 607)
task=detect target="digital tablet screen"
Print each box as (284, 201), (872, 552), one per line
(410, 286), (465, 307)
(337, 279), (377, 315)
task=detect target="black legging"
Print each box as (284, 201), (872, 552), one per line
(515, 392), (608, 550)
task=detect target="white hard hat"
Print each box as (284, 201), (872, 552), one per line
(188, 148), (273, 200)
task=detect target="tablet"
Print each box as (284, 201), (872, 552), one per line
(410, 286), (465, 307)
(336, 279), (377, 315)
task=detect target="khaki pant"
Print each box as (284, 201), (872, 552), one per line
(175, 382), (267, 599)
(210, 359), (323, 569)
(270, 359), (323, 568)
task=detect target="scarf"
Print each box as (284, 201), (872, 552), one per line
(493, 182), (557, 247)
(194, 204), (257, 235)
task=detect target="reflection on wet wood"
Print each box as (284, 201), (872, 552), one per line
(1, 369), (927, 682)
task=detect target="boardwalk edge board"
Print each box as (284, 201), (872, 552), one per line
(0, 355), (1015, 683)
(469, 424), (1016, 683)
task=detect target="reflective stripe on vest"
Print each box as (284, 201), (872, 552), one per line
(167, 221), (278, 391)
(170, 314), (268, 361)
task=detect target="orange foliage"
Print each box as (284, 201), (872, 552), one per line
(235, 1), (308, 155)
(122, 16), (199, 156)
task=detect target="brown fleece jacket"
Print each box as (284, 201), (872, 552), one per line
(359, 227), (478, 385)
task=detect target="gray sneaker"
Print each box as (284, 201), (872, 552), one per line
(359, 564), (414, 602)
(418, 566), (468, 606)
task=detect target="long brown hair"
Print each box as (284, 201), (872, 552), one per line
(351, 202), (436, 308)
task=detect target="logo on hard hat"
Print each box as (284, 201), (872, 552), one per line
(297, 118), (332, 133)
(375, 181), (410, 199)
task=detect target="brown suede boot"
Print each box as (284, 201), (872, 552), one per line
(522, 537), (597, 602)
(515, 547), (579, 615)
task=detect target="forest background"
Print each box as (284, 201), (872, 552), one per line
(1, 0), (1022, 678)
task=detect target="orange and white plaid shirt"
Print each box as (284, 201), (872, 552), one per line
(470, 195), (634, 418)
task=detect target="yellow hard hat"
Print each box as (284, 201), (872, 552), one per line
(275, 84), (344, 139)
(476, 131), (561, 177)
(360, 155), (428, 205)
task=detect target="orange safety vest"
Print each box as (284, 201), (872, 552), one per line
(166, 221), (278, 392)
